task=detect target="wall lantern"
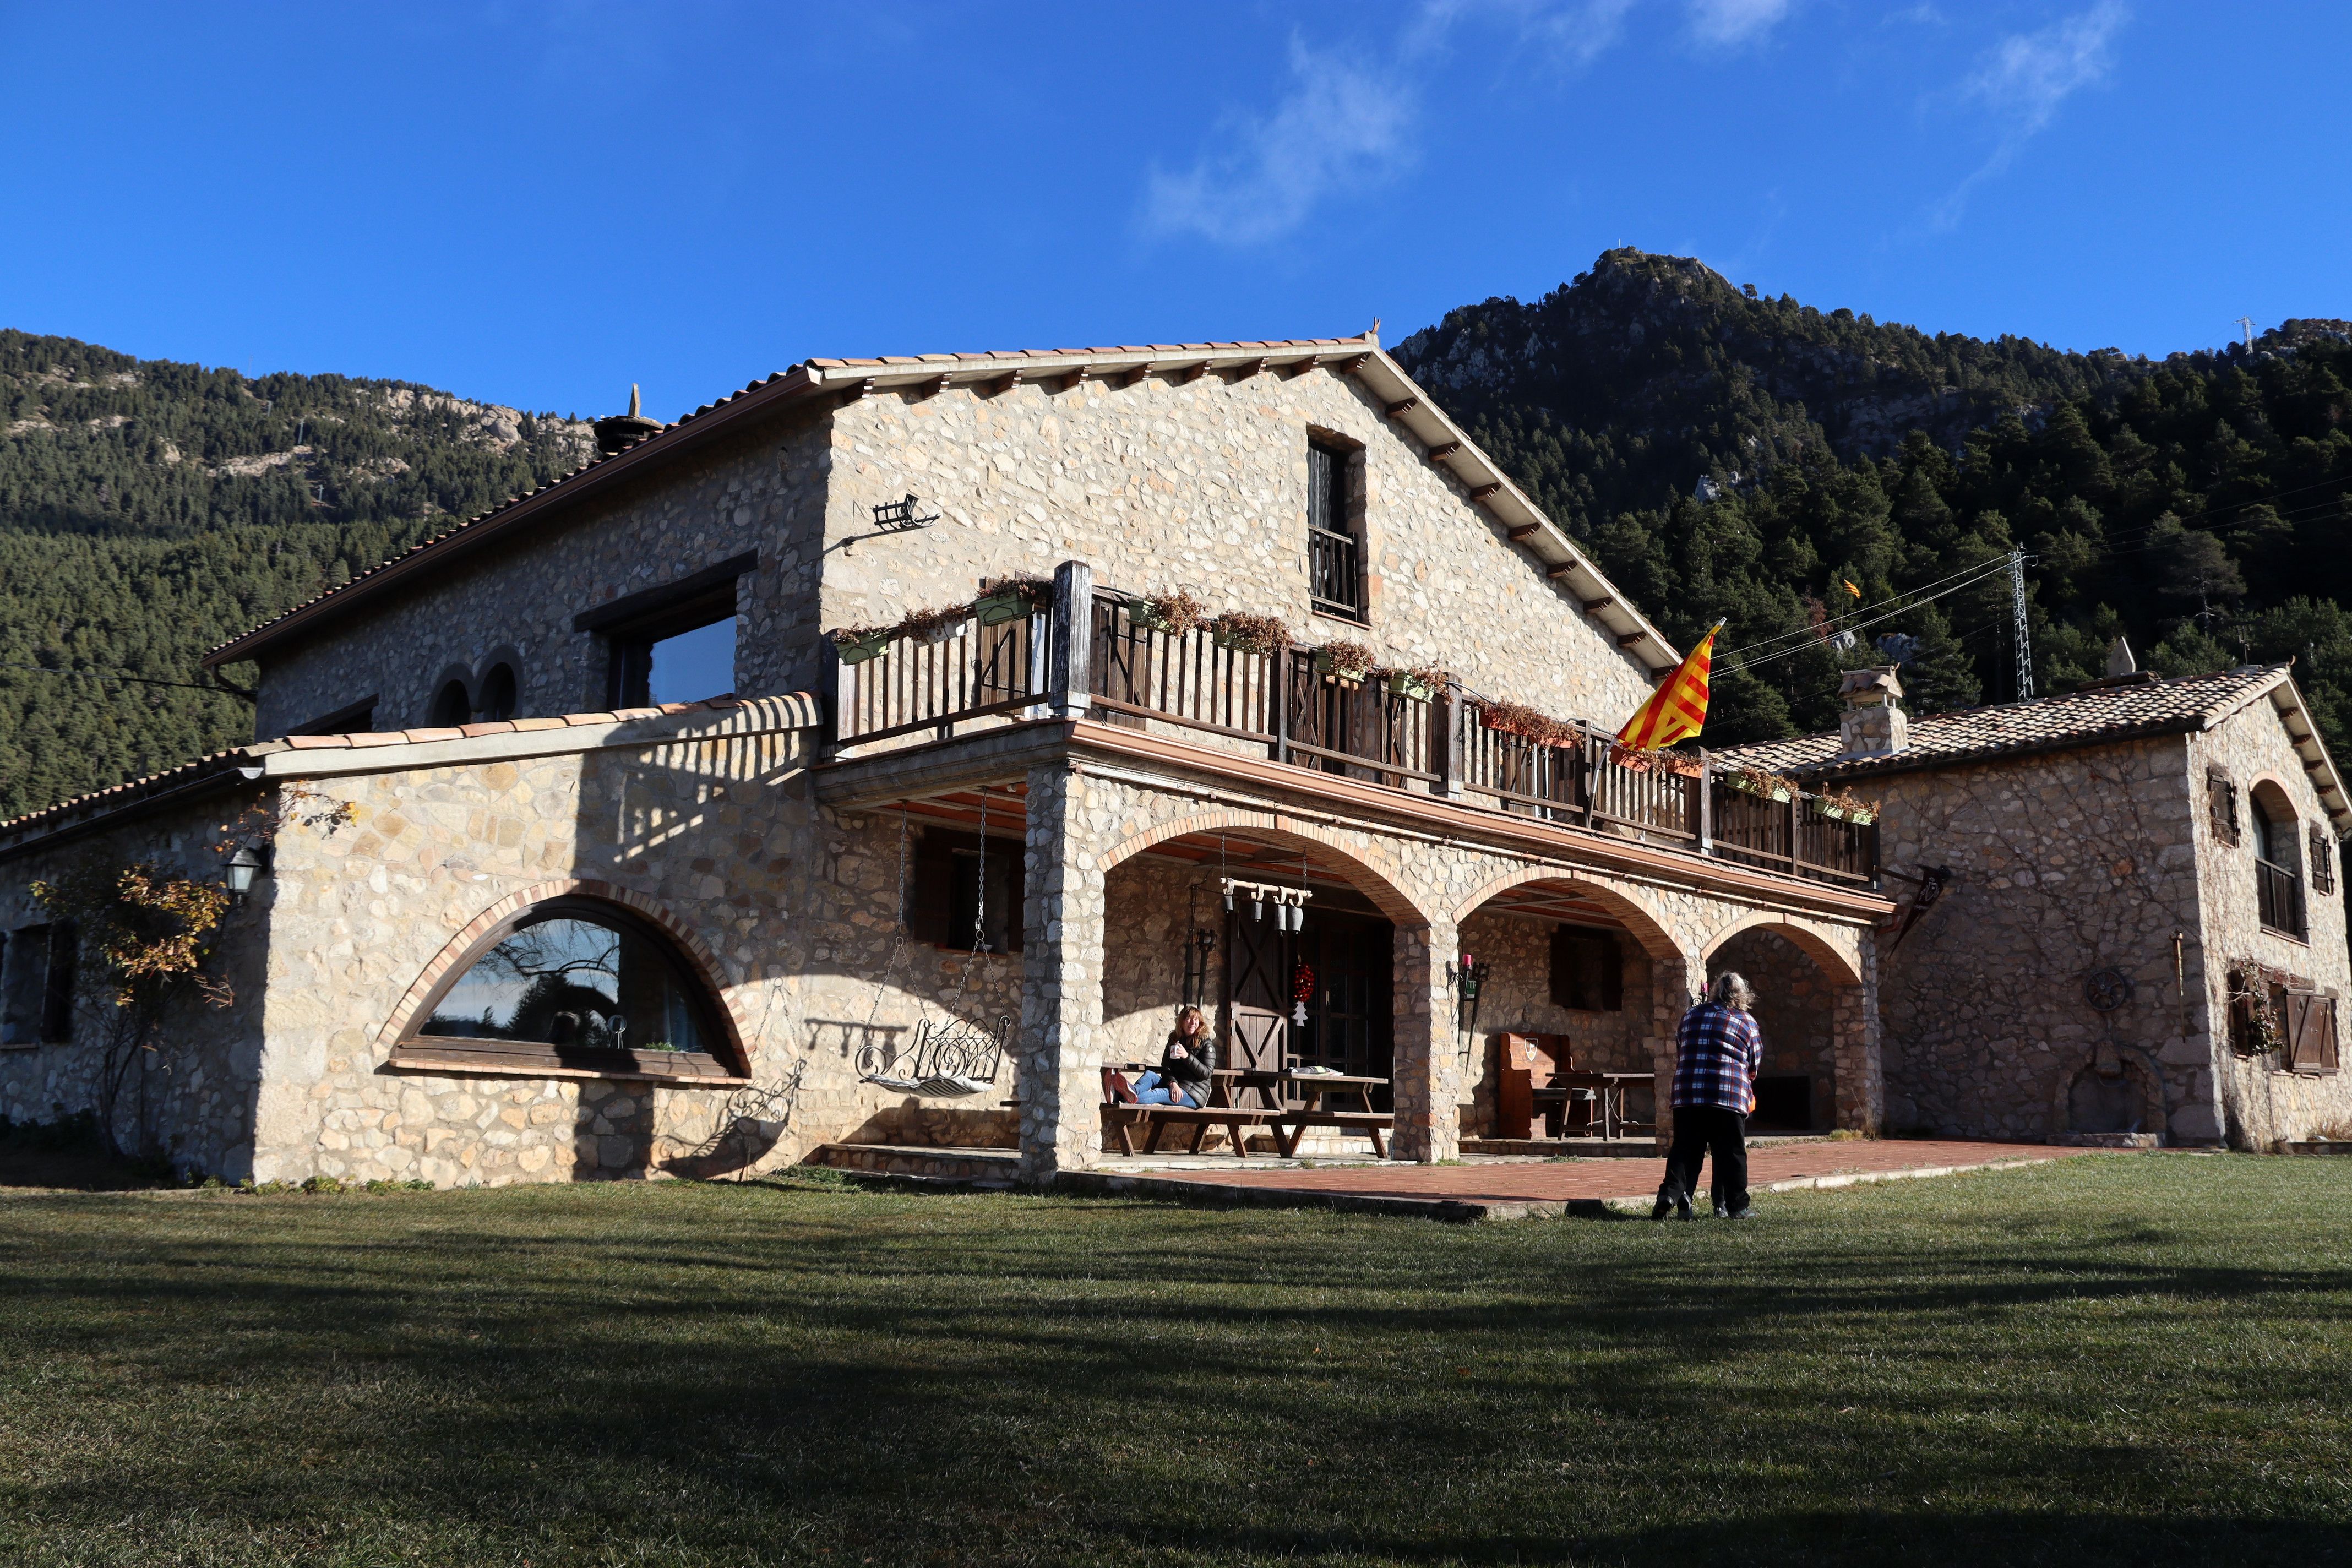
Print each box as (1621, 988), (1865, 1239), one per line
(225, 843), (271, 899)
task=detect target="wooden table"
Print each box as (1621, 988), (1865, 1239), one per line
(1531, 1070), (1653, 1140)
(1221, 1069), (1392, 1158)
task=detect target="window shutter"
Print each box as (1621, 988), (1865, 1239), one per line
(2321, 997), (2342, 1074)
(40, 923), (74, 1043)
(2311, 827), (2336, 895)
(2208, 768), (2239, 846)
(2286, 992), (2323, 1072)
(907, 831), (954, 946)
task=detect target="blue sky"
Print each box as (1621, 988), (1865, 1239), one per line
(3, 2), (2344, 422)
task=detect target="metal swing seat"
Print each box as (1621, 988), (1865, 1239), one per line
(852, 807), (1014, 1101)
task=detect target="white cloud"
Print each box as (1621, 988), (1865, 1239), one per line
(1141, 40), (1415, 247)
(1931, 0), (2127, 228)
(1688, 0), (1791, 49)
(1407, 0), (1634, 68)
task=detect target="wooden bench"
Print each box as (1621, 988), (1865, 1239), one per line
(1102, 1101), (1280, 1157)
(1272, 1109), (1389, 1159)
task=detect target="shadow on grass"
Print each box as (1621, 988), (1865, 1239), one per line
(1, 1159), (2348, 1565)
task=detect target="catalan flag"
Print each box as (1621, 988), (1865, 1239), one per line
(1615, 621), (1721, 750)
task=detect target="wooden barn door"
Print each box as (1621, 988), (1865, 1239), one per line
(1226, 904), (1288, 1074)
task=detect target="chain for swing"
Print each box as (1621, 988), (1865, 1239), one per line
(853, 795), (1011, 1098)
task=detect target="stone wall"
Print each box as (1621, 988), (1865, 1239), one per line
(1101, 853), (1221, 1069)
(825, 369), (1658, 730)
(252, 413), (835, 738)
(1709, 927), (1838, 1130)
(1872, 735), (2207, 1141)
(2187, 697), (2352, 1147)
(0, 790), (273, 1177)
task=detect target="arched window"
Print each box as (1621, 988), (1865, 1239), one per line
(2250, 785), (2307, 939)
(475, 663), (518, 723)
(395, 897), (742, 1081)
(428, 678), (472, 728)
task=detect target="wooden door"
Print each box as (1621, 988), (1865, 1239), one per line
(1226, 901), (1288, 1074)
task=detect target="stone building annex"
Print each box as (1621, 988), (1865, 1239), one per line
(0, 330), (2337, 1185)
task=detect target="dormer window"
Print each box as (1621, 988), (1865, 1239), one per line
(1306, 437), (1365, 622)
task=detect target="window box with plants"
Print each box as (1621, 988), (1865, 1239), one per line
(1210, 612), (1291, 657)
(1385, 665), (1447, 703)
(973, 578), (1051, 627)
(1315, 640), (1379, 685)
(1128, 591), (1207, 637)
(832, 627), (894, 665)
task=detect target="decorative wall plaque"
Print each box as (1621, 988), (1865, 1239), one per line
(2083, 967), (2131, 1012)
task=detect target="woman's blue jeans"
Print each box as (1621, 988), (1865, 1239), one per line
(1131, 1071), (1198, 1107)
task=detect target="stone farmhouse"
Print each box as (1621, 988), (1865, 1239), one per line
(1722, 658), (2351, 1149)
(61, 326), (2344, 1185)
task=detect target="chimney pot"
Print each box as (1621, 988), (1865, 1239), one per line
(1836, 664), (1908, 758)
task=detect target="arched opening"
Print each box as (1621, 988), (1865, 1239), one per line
(2250, 781), (2307, 938)
(394, 895), (743, 1080)
(475, 662), (518, 723)
(428, 677), (473, 728)
(1707, 927), (1843, 1133)
(1098, 824), (1420, 1152)
(1449, 875), (1680, 1146)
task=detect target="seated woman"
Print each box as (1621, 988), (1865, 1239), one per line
(1106, 1005), (1217, 1107)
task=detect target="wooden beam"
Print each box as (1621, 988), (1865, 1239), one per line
(913, 374), (951, 398)
(1059, 366), (1091, 392)
(1385, 397), (1419, 418)
(1284, 356), (1322, 378)
(1335, 354), (1371, 375)
(1428, 442), (1462, 461)
(1616, 633), (1647, 649)
(839, 377), (876, 407)
(1178, 362), (1212, 384)
(1116, 364), (1151, 388)
(1506, 524), (1542, 541)
(1229, 358), (1266, 381)
(1469, 482), (1502, 500)
(1547, 564), (1580, 581)
(988, 371), (1023, 396)
(1581, 597), (1612, 615)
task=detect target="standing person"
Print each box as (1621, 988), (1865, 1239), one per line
(1652, 972), (1763, 1221)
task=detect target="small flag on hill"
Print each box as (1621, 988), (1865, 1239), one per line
(1842, 578), (1861, 598)
(1615, 622), (1722, 751)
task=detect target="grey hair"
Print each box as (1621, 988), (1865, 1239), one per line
(1708, 971), (1756, 1010)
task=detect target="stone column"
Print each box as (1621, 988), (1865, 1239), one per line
(1017, 761), (1106, 1182)
(1832, 940), (1884, 1134)
(1391, 916), (1460, 1163)
(1650, 948), (1697, 1146)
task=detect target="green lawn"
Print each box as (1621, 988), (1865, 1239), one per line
(1, 1155), (2348, 1567)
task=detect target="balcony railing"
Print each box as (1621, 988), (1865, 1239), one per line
(829, 569), (1877, 891)
(2257, 857), (2307, 939)
(1308, 526), (1364, 619)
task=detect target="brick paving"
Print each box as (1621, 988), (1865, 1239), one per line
(1137, 1138), (2110, 1210)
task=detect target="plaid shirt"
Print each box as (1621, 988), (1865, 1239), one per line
(1670, 1003), (1763, 1114)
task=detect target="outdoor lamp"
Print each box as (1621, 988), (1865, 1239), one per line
(225, 843), (270, 898)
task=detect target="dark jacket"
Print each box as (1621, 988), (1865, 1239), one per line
(1161, 1034), (1215, 1093)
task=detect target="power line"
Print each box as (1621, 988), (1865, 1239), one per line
(1721, 555), (2020, 662)
(0, 661), (252, 700)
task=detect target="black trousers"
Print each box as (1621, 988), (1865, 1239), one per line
(1659, 1106), (1749, 1213)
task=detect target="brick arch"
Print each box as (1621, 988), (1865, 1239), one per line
(1100, 808), (1434, 927)
(1699, 913), (1863, 988)
(375, 878), (756, 1071)
(1447, 865), (1681, 961)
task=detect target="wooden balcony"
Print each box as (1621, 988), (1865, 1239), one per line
(829, 568), (1878, 892)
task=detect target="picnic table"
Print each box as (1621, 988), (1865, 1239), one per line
(1530, 1069), (1652, 1140)
(1100, 1065), (1394, 1159)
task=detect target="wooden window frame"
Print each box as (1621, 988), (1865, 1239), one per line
(0, 922), (76, 1047)
(2311, 826), (2337, 896)
(2284, 990), (2340, 1075)
(2208, 766), (2239, 847)
(575, 552), (758, 710)
(906, 827), (1024, 954)
(1548, 923), (1624, 1012)
(389, 895), (748, 1085)
(1305, 435), (1366, 624)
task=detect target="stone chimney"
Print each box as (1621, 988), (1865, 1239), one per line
(592, 383), (663, 456)
(1836, 665), (1908, 759)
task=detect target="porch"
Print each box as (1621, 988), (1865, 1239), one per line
(816, 563), (1893, 1178)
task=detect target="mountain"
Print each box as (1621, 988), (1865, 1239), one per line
(0, 331), (593, 819)
(1395, 250), (2352, 756)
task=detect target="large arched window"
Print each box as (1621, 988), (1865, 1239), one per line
(395, 897), (743, 1081)
(2250, 784), (2308, 940)
(475, 662), (518, 723)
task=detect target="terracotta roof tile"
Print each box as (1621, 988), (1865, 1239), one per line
(1716, 666), (2290, 780)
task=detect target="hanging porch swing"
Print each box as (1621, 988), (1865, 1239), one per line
(852, 794), (1015, 1099)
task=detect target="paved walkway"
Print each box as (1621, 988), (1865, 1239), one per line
(1068, 1139), (2119, 1220)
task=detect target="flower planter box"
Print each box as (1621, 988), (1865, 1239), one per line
(912, 618), (969, 646)
(973, 589), (1037, 627)
(835, 631), (891, 665)
(1387, 672), (1439, 701)
(1128, 602), (1178, 634)
(1315, 650), (1374, 682)
(1818, 803), (1875, 825)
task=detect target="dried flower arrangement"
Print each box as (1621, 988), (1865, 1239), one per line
(1814, 785), (1879, 823)
(974, 575), (1053, 624)
(895, 602), (971, 643)
(1611, 743), (1702, 777)
(1316, 640), (1380, 682)
(1482, 700), (1576, 747)
(1210, 612), (1292, 656)
(1134, 590), (1208, 637)
(1385, 663), (1449, 701)
(1723, 763), (1800, 802)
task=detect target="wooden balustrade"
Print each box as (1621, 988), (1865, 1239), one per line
(826, 575), (1877, 890)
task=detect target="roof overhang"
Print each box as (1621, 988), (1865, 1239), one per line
(203, 336), (1679, 677)
(2260, 675), (2352, 838)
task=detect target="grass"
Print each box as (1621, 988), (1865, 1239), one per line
(1, 1154), (2348, 1566)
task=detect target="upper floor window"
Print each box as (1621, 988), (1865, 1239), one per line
(575, 552), (755, 710)
(2251, 786), (2307, 940)
(428, 678), (472, 728)
(1306, 437), (1365, 622)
